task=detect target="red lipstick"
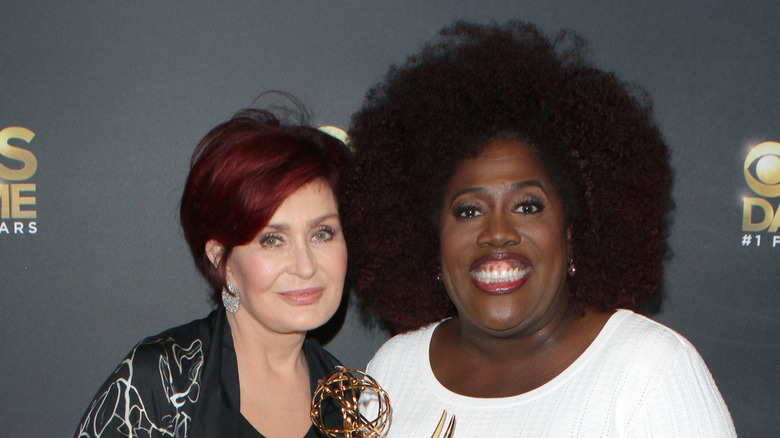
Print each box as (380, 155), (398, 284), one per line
(469, 253), (532, 294)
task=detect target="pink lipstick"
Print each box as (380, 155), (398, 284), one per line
(278, 287), (325, 305)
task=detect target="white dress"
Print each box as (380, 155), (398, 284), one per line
(363, 309), (736, 437)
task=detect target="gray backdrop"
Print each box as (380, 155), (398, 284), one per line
(1, 1), (777, 436)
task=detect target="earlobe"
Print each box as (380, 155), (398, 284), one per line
(205, 239), (224, 268)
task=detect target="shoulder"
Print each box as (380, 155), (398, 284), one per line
(366, 322), (438, 375)
(601, 309), (701, 365)
(74, 311), (220, 437)
(106, 311), (214, 384)
(603, 311), (736, 435)
(571, 310), (714, 410)
(118, 311), (216, 377)
(591, 310), (718, 392)
(374, 322), (437, 357)
(152, 308), (220, 345)
(361, 323), (439, 418)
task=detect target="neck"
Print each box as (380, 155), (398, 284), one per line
(430, 298), (612, 397)
(460, 309), (578, 363)
(226, 310), (307, 372)
(456, 289), (580, 361)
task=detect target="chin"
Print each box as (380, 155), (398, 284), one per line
(296, 308), (340, 332)
(475, 311), (528, 332)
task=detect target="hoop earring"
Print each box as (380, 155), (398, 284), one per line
(222, 280), (240, 313)
(567, 259), (576, 277)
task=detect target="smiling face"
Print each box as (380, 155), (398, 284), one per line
(208, 179), (347, 336)
(439, 138), (571, 338)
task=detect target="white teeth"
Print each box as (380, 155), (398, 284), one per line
(472, 266), (529, 284)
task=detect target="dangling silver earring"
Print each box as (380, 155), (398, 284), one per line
(222, 280), (240, 313)
(567, 259), (576, 277)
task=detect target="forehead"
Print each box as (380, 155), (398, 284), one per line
(446, 139), (552, 190)
(270, 179), (337, 219)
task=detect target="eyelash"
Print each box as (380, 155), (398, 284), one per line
(513, 196), (545, 215)
(452, 197), (545, 220)
(259, 232), (284, 248)
(258, 225), (338, 247)
(312, 225), (337, 242)
(453, 203), (483, 220)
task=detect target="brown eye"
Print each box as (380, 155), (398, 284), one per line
(454, 204), (483, 219)
(513, 199), (544, 215)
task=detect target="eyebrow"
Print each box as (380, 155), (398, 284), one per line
(448, 180), (547, 205)
(265, 213), (340, 232)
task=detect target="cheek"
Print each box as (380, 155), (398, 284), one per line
(330, 247), (349, 280)
(439, 221), (465, 262)
(230, 256), (279, 291)
(546, 221), (569, 250)
(439, 221), (474, 288)
(317, 243), (348, 280)
(530, 224), (569, 266)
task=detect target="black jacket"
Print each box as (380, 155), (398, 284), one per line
(75, 308), (342, 437)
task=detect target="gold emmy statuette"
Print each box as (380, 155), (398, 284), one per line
(430, 410), (456, 438)
(311, 367), (390, 438)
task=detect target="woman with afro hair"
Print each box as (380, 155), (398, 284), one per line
(345, 21), (735, 437)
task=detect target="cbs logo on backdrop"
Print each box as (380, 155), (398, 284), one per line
(0, 126), (37, 235)
(742, 141), (780, 247)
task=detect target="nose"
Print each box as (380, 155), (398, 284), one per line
(290, 242), (317, 279)
(477, 212), (521, 247)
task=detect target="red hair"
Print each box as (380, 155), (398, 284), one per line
(180, 108), (351, 304)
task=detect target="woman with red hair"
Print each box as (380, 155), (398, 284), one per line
(76, 105), (351, 437)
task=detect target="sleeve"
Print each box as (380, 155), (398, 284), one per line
(625, 338), (737, 438)
(74, 338), (179, 438)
